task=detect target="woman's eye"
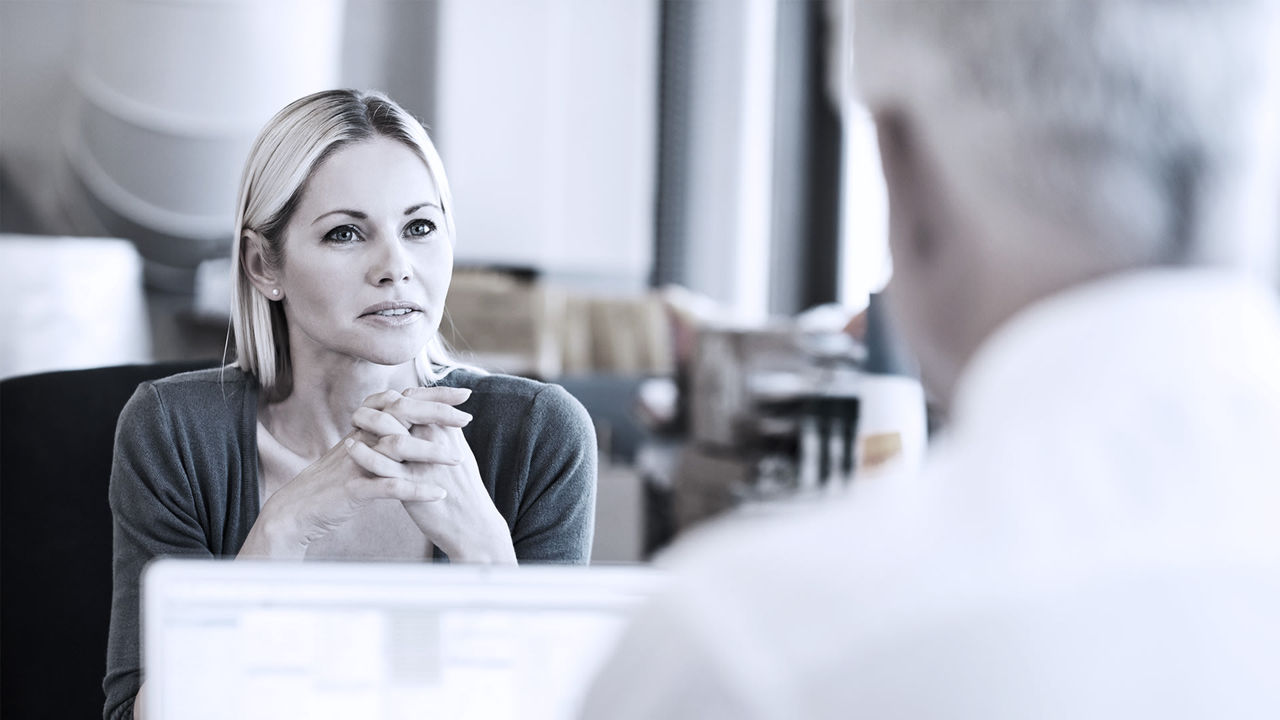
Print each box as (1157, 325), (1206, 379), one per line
(324, 225), (360, 244)
(406, 219), (437, 238)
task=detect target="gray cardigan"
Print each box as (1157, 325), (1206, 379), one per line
(103, 367), (597, 720)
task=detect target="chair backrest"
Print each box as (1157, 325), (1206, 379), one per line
(1, 360), (215, 720)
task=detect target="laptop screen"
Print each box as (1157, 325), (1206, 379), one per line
(142, 559), (663, 720)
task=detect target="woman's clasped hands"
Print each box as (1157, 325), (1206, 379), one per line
(248, 387), (516, 564)
(347, 387), (517, 564)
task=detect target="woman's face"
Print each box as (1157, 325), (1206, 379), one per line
(274, 136), (453, 368)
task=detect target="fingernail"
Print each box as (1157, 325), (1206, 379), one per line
(343, 438), (354, 449)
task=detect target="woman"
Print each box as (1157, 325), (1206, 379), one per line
(103, 89), (597, 720)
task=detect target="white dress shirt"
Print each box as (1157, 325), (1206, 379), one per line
(582, 269), (1280, 719)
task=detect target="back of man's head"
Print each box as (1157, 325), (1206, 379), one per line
(853, 1), (1280, 403)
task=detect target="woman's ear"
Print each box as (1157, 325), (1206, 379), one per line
(241, 230), (283, 300)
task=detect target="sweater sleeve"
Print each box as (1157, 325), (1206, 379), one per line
(103, 384), (215, 720)
(511, 383), (598, 564)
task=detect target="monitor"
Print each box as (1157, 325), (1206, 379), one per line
(142, 559), (662, 720)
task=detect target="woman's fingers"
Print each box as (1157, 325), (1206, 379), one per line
(371, 433), (461, 465)
(361, 389), (409, 413)
(351, 427), (380, 448)
(371, 476), (448, 503)
(349, 390), (472, 489)
(352, 406), (412, 436)
(343, 438), (448, 499)
(369, 398), (472, 428)
(346, 434), (457, 480)
(344, 437), (405, 478)
(364, 388), (474, 428)
(410, 421), (448, 442)
(402, 386), (472, 405)
(344, 439), (447, 502)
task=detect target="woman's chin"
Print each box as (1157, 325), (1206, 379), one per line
(358, 340), (429, 368)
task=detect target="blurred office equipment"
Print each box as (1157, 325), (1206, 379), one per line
(64, 0), (345, 290)
(642, 313), (926, 549)
(433, 272), (926, 557)
(0, 359), (215, 720)
(142, 559), (664, 720)
(441, 267), (673, 380)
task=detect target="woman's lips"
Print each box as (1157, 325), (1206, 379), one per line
(360, 308), (423, 327)
(359, 300), (424, 317)
(359, 301), (425, 326)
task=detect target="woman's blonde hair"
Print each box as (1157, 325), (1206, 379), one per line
(230, 89), (463, 399)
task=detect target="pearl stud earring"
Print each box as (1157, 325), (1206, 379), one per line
(271, 288), (280, 297)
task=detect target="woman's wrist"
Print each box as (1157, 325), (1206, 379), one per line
(448, 540), (517, 565)
(240, 502), (309, 559)
(439, 520), (517, 565)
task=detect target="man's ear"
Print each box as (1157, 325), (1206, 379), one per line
(241, 230), (282, 299)
(872, 108), (991, 406)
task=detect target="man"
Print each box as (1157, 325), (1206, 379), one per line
(582, 2), (1280, 717)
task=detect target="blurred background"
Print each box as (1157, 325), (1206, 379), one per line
(0, 0), (921, 561)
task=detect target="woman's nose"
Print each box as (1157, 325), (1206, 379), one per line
(368, 235), (413, 285)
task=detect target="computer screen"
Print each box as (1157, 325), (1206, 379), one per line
(143, 559), (663, 720)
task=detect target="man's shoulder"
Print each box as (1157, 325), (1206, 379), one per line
(660, 487), (912, 595)
(653, 467), (962, 642)
(631, 489), (926, 704)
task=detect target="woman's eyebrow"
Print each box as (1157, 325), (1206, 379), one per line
(312, 209), (367, 225)
(312, 203), (440, 225)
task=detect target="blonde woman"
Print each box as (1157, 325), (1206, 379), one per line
(103, 89), (597, 720)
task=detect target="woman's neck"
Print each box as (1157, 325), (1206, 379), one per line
(260, 353), (421, 460)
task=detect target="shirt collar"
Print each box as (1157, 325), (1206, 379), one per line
(949, 268), (1280, 431)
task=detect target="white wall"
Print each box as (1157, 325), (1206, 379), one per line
(831, 3), (891, 313)
(2, 0), (659, 294)
(671, 0), (777, 322)
(838, 104), (891, 313)
(0, 0), (359, 238)
(434, 0), (658, 291)
(0, 0), (81, 232)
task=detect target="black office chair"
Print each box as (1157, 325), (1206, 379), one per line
(1, 360), (215, 720)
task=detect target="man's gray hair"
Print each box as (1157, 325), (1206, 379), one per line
(854, 0), (1280, 281)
